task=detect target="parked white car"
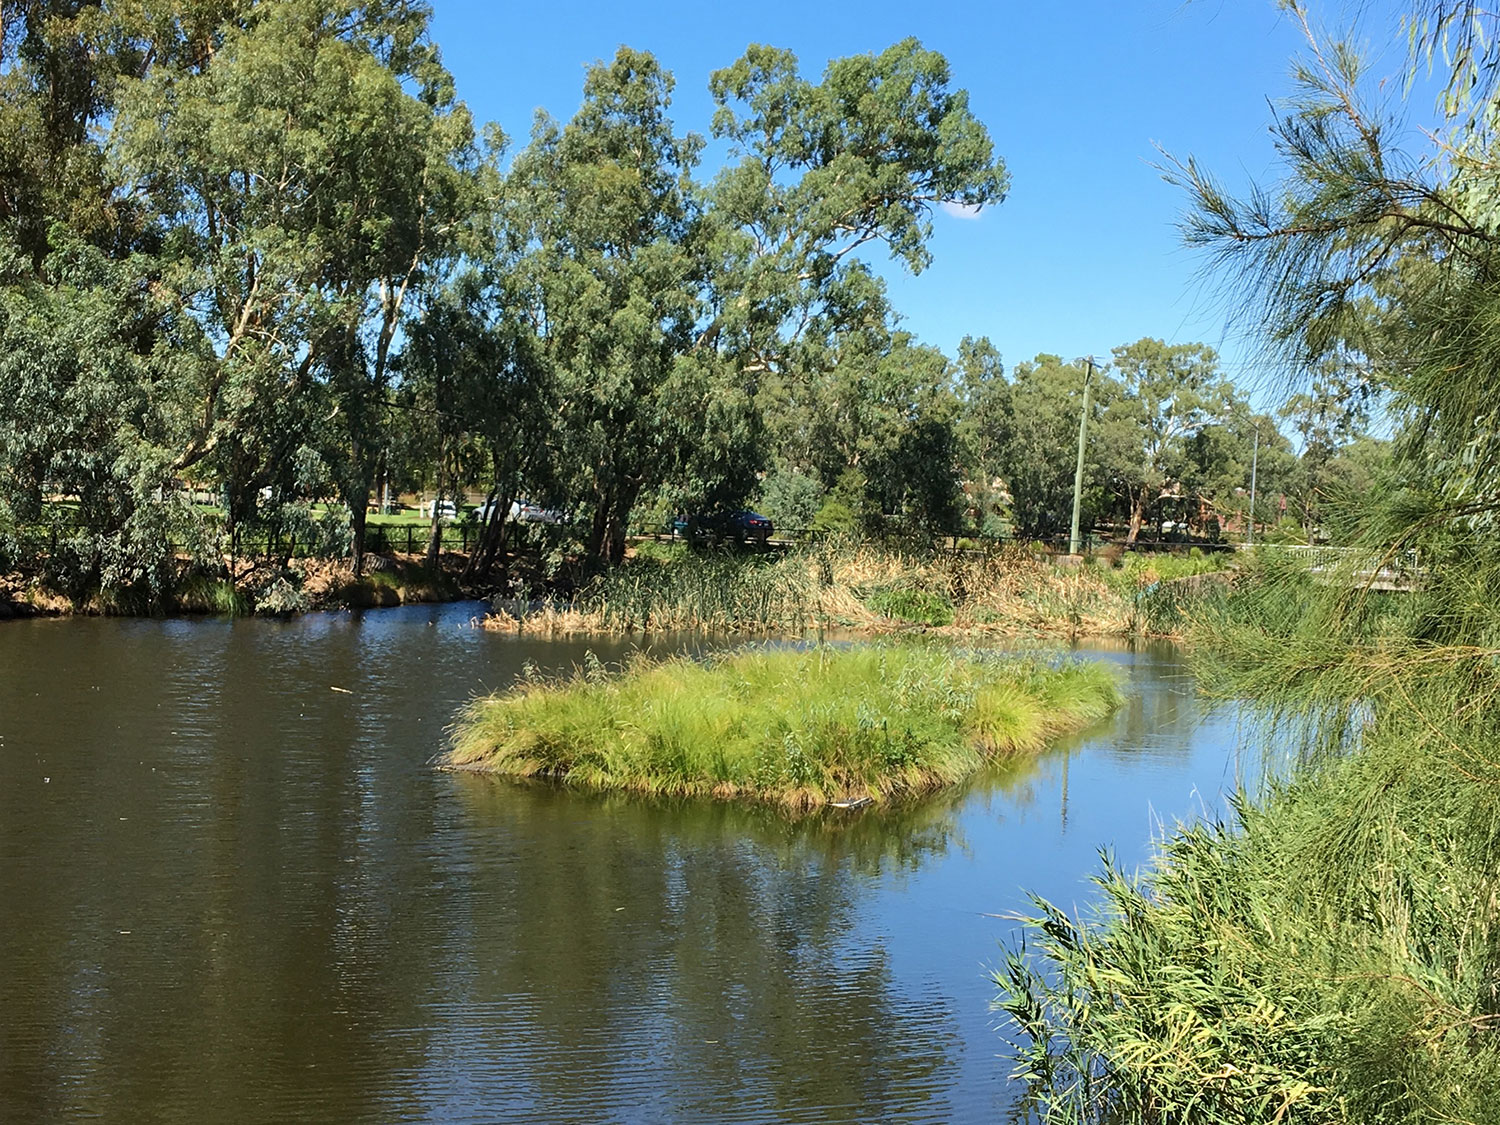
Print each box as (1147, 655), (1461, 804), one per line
(471, 500), (503, 523)
(470, 499), (569, 525)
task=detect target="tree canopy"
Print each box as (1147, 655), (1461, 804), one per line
(0, 1), (1360, 605)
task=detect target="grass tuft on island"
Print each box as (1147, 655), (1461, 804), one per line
(444, 645), (1121, 810)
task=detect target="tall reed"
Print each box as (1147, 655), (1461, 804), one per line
(487, 541), (1225, 639)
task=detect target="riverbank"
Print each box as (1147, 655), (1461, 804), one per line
(444, 645), (1121, 810)
(0, 554), (466, 618)
(480, 541), (1230, 641)
(0, 539), (1232, 630)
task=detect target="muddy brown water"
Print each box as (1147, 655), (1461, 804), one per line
(0, 603), (1254, 1123)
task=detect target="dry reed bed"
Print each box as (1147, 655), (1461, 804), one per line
(480, 544), (1211, 639)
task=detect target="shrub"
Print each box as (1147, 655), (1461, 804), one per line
(756, 468), (824, 530)
(630, 538), (690, 564)
(174, 571), (247, 615)
(866, 586), (955, 626)
(254, 575), (310, 616)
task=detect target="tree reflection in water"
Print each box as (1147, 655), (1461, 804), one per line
(433, 779), (973, 1122)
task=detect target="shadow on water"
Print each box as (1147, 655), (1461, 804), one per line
(0, 606), (1252, 1123)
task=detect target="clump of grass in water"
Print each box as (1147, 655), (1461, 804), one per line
(445, 645), (1120, 810)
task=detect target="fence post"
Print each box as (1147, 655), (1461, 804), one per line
(406, 526), (414, 554)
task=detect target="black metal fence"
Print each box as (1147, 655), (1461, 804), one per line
(4, 522), (481, 562)
(359, 524), (476, 556)
(652, 525), (1238, 556)
(8, 518), (1238, 566)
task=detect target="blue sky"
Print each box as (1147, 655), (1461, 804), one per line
(428, 0), (1425, 401)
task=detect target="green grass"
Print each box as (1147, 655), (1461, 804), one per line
(365, 507), (442, 527)
(331, 557), (459, 607)
(445, 645), (1120, 809)
(1095, 548), (1233, 588)
(865, 586), (955, 626)
(173, 573), (248, 615)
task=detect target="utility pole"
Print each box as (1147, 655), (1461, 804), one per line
(1247, 424), (1260, 547)
(1068, 357), (1096, 557)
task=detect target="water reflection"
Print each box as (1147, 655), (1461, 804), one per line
(429, 780), (963, 1122)
(0, 608), (1249, 1123)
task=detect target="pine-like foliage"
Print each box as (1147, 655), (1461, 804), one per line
(997, 5), (1500, 1120)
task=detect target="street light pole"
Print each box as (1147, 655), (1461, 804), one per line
(1247, 424), (1260, 548)
(1068, 357), (1096, 557)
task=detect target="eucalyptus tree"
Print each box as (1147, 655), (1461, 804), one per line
(503, 40), (1007, 561)
(1179, 409), (1297, 539)
(768, 326), (960, 532)
(403, 267), (551, 578)
(1099, 339), (1229, 542)
(704, 38), (1008, 380)
(952, 335), (1011, 532)
(112, 0), (485, 571)
(0, 235), (214, 602)
(700, 40), (1007, 526)
(0, 0), (242, 269)
(997, 355), (1118, 540)
(308, 37), (492, 575)
(0, 0), (246, 600)
(506, 48), (709, 566)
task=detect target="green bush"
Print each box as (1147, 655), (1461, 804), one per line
(810, 497), (857, 534)
(866, 586), (955, 626)
(630, 538), (690, 564)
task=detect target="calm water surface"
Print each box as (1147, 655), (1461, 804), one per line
(0, 603), (1254, 1123)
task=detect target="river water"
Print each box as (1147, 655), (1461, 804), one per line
(0, 602), (1253, 1123)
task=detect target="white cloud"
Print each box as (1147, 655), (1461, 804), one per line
(939, 201), (984, 220)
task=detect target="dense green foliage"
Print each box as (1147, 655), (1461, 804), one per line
(997, 3), (1500, 1120)
(863, 586), (954, 627)
(446, 645), (1120, 809)
(0, 0), (1382, 611)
